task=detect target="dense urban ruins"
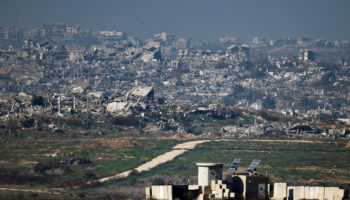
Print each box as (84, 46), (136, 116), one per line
(146, 159), (346, 200)
(1, 24), (350, 140)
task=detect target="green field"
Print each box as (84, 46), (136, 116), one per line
(124, 139), (350, 185)
(0, 136), (182, 188)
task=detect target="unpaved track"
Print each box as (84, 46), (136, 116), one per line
(0, 140), (210, 194)
(94, 140), (209, 183)
(0, 138), (329, 193)
(93, 139), (322, 184)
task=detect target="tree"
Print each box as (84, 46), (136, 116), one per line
(262, 95), (276, 109)
(152, 177), (165, 185)
(20, 118), (35, 128)
(31, 95), (45, 106)
(111, 115), (139, 126)
(7, 119), (18, 134)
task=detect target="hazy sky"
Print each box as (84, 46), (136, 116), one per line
(1, 0), (349, 42)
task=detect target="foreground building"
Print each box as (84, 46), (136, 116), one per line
(145, 160), (345, 200)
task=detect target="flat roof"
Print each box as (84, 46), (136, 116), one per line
(196, 163), (223, 167)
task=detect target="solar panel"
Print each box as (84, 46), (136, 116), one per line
(247, 159), (260, 173)
(228, 158), (241, 172)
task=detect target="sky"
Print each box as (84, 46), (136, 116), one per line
(0, 0), (350, 42)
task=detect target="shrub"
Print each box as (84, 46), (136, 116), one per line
(31, 95), (45, 106)
(20, 118), (35, 128)
(78, 193), (85, 198)
(65, 117), (83, 127)
(84, 172), (96, 179)
(129, 169), (139, 176)
(111, 115), (139, 126)
(33, 159), (71, 174)
(259, 111), (279, 122)
(152, 177), (165, 185)
(7, 119), (18, 134)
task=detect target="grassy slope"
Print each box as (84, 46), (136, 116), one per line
(132, 139), (350, 184)
(0, 137), (182, 187)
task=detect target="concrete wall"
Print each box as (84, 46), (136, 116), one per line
(286, 185), (344, 200)
(313, 186), (325, 200)
(324, 187), (345, 200)
(294, 186), (305, 200)
(147, 179), (345, 200)
(198, 166), (210, 186)
(304, 186), (310, 199)
(148, 185), (173, 200)
(198, 165), (223, 186)
(273, 183), (287, 200)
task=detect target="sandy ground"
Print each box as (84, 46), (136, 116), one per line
(346, 141), (350, 148)
(95, 140), (209, 183)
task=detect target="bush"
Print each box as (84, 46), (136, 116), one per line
(33, 159), (71, 174)
(65, 117), (83, 127)
(84, 172), (96, 179)
(262, 95), (276, 109)
(111, 115), (139, 126)
(319, 113), (334, 124)
(152, 177), (165, 185)
(20, 118), (35, 128)
(129, 169), (139, 176)
(78, 193), (85, 198)
(7, 119), (18, 134)
(158, 97), (166, 104)
(31, 95), (45, 106)
(188, 127), (202, 135)
(259, 111), (279, 122)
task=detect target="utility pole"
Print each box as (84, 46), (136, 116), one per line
(58, 96), (61, 113)
(73, 96), (76, 110)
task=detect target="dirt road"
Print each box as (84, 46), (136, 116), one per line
(0, 139), (210, 194)
(95, 140), (209, 183)
(94, 138), (321, 184)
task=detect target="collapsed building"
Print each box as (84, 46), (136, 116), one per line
(145, 159), (345, 200)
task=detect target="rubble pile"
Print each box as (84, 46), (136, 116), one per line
(0, 24), (349, 139)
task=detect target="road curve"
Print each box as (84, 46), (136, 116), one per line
(94, 140), (209, 184)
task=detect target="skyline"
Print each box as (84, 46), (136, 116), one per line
(1, 0), (350, 42)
